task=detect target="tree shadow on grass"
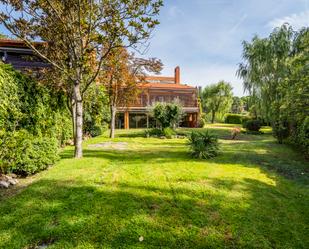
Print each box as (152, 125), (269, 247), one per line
(0, 176), (307, 249)
(60, 147), (190, 164)
(213, 140), (309, 184)
(60, 138), (309, 184)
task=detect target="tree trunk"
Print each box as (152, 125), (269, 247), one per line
(66, 95), (76, 146)
(211, 110), (216, 123)
(73, 83), (83, 158)
(71, 98), (76, 145)
(110, 105), (116, 138)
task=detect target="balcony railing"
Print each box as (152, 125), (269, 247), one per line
(129, 94), (198, 108)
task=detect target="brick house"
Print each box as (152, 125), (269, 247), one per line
(116, 66), (199, 129)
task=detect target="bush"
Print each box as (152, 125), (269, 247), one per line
(0, 63), (69, 176)
(296, 117), (309, 155)
(50, 112), (73, 146)
(273, 121), (289, 144)
(0, 62), (73, 143)
(243, 119), (262, 132)
(151, 102), (183, 128)
(89, 125), (103, 137)
(0, 130), (59, 175)
(198, 113), (207, 128)
(188, 130), (219, 159)
(225, 113), (250, 124)
(144, 128), (163, 137)
(145, 127), (176, 139)
(163, 127), (176, 139)
(83, 84), (110, 137)
(241, 115), (251, 124)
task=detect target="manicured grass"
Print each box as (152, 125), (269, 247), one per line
(0, 124), (308, 248)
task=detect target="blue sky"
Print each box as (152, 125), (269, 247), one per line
(1, 0), (309, 96)
(143, 0), (309, 96)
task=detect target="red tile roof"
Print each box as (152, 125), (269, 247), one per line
(138, 82), (196, 90)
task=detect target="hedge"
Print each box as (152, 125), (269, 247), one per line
(0, 130), (59, 175)
(0, 63), (66, 175)
(243, 120), (262, 132)
(224, 113), (250, 124)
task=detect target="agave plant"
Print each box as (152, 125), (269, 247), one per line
(188, 130), (219, 159)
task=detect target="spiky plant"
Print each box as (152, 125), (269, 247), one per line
(188, 130), (219, 159)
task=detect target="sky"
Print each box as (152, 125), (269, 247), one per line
(141, 0), (309, 96)
(0, 0), (309, 96)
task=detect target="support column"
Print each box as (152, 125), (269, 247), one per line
(146, 114), (149, 128)
(193, 113), (198, 128)
(147, 92), (150, 106)
(124, 111), (129, 129)
(189, 113), (193, 127)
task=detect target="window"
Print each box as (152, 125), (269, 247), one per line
(129, 113), (147, 128)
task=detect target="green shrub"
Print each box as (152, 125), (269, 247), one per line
(144, 128), (163, 137)
(241, 115), (251, 124)
(224, 113), (250, 124)
(0, 63), (72, 175)
(243, 120), (262, 132)
(283, 119), (309, 158)
(50, 112), (73, 146)
(198, 113), (207, 128)
(0, 130), (59, 175)
(297, 117), (309, 155)
(83, 84), (110, 137)
(272, 121), (289, 144)
(89, 125), (103, 137)
(145, 127), (176, 139)
(188, 130), (219, 159)
(151, 102), (183, 128)
(0, 62), (72, 141)
(163, 127), (176, 139)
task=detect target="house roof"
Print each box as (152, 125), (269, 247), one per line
(0, 39), (45, 48)
(140, 73), (196, 90)
(139, 82), (196, 90)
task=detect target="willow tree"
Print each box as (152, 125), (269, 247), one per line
(237, 24), (309, 151)
(0, 0), (163, 158)
(201, 81), (233, 123)
(237, 25), (294, 123)
(101, 48), (162, 138)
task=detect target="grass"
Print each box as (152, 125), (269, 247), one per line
(0, 124), (308, 248)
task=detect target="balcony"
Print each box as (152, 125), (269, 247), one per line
(129, 94), (198, 108)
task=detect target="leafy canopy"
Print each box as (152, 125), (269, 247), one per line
(202, 81), (233, 122)
(237, 24), (309, 153)
(151, 102), (183, 129)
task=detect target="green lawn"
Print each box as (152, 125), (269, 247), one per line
(0, 124), (308, 249)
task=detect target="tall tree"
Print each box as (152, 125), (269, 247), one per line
(238, 24), (308, 151)
(231, 96), (243, 114)
(237, 25), (293, 124)
(101, 48), (162, 138)
(202, 81), (233, 123)
(0, 0), (163, 158)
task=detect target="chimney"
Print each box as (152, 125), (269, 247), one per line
(175, 66), (180, 84)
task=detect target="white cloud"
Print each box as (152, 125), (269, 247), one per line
(268, 10), (309, 30)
